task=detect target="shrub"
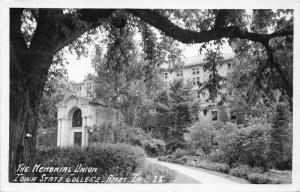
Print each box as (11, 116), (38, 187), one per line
(247, 173), (269, 184)
(185, 119), (215, 157)
(209, 150), (226, 163)
(177, 156), (189, 164)
(36, 127), (57, 148)
(144, 139), (166, 156)
(141, 163), (177, 183)
(158, 155), (229, 174)
(222, 123), (270, 167)
(172, 148), (188, 159)
(158, 156), (167, 161)
(229, 164), (252, 179)
(34, 143), (146, 183)
(192, 159), (230, 173)
(264, 170), (291, 184)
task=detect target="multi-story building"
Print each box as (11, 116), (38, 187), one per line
(75, 79), (96, 98)
(160, 55), (237, 122)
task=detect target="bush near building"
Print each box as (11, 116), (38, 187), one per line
(34, 143), (146, 182)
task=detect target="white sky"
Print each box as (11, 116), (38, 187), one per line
(65, 52), (94, 82)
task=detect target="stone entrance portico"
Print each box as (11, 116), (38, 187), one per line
(56, 94), (120, 147)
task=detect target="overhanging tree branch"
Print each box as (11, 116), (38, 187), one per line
(127, 9), (293, 44)
(126, 9), (293, 104)
(262, 41), (293, 105)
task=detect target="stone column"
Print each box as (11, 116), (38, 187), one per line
(81, 116), (86, 147)
(61, 118), (68, 146)
(57, 119), (61, 146)
(85, 116), (88, 146)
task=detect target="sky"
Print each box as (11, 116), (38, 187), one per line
(65, 52), (94, 82)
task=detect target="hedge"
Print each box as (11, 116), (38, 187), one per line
(32, 143), (146, 183)
(141, 163), (176, 183)
(229, 165), (252, 179)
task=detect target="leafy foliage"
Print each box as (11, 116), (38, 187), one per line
(185, 119), (216, 157)
(229, 164), (252, 179)
(155, 79), (198, 151)
(221, 123), (271, 168)
(269, 103), (292, 170)
(141, 163), (176, 183)
(144, 139), (166, 157)
(91, 23), (165, 128)
(34, 143), (146, 183)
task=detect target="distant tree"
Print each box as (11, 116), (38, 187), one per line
(156, 79), (198, 152)
(269, 103), (292, 170)
(91, 23), (164, 127)
(38, 51), (72, 130)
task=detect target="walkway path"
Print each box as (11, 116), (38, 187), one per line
(147, 158), (241, 184)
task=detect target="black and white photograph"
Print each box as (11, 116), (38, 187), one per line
(0, 0), (299, 191)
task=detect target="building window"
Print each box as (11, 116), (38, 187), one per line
(192, 67), (200, 75)
(196, 91), (201, 99)
(87, 83), (92, 90)
(177, 70), (183, 77)
(72, 109), (82, 127)
(192, 77), (196, 85)
(203, 109), (208, 116)
(212, 111), (218, 121)
(195, 114), (199, 121)
(196, 77), (200, 85)
(230, 111), (237, 121)
(79, 86), (81, 91)
(163, 72), (168, 79)
(228, 63), (232, 70)
(228, 91), (233, 96)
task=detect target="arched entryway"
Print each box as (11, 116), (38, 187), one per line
(72, 108), (82, 127)
(69, 107), (83, 146)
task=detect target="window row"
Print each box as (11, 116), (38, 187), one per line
(192, 77), (201, 86)
(192, 67), (200, 75)
(211, 110), (237, 121)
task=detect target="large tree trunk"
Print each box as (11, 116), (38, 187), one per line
(9, 44), (52, 181)
(8, 8), (114, 180)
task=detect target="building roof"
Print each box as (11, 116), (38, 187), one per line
(161, 54), (234, 72)
(56, 93), (107, 108)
